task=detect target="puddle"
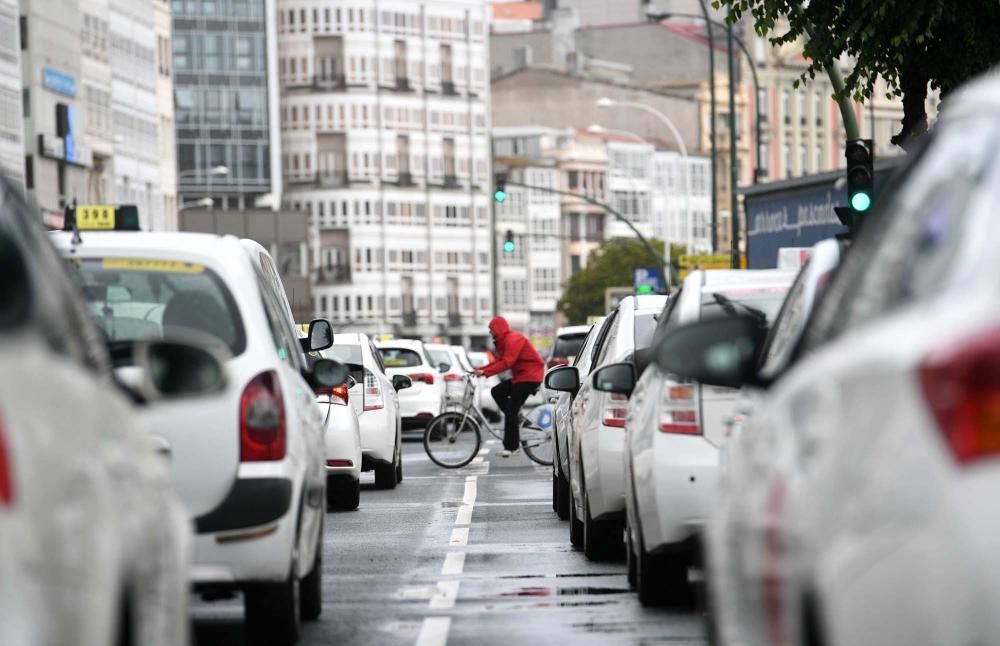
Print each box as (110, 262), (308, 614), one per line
(500, 586), (629, 598)
(440, 501), (462, 508)
(498, 572), (624, 580)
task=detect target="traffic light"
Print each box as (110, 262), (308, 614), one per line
(494, 175), (507, 203)
(503, 229), (515, 253)
(845, 139), (874, 213)
(636, 285), (654, 295)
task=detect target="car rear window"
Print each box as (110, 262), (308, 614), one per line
(634, 313), (658, 349)
(427, 349), (453, 370)
(68, 256), (246, 356)
(378, 347), (423, 368)
(700, 286), (789, 325)
(551, 333), (587, 360)
(326, 343), (364, 382)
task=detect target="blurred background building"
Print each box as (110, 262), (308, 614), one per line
(278, 0), (493, 345)
(0, 0), (24, 190)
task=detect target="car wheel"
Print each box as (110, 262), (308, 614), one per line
(374, 461), (397, 490)
(637, 535), (689, 607)
(568, 487), (584, 547)
(300, 539), (323, 621)
(583, 490), (622, 561)
(556, 467), (571, 521)
(244, 571), (300, 646)
(326, 475), (360, 511)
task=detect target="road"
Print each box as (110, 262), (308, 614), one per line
(192, 435), (707, 646)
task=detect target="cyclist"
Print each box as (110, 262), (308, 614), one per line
(474, 316), (545, 458)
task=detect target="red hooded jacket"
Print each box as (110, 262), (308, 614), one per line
(481, 316), (545, 383)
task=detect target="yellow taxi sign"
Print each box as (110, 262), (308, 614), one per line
(75, 204), (116, 230)
(101, 258), (205, 273)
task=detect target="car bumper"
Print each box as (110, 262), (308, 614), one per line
(581, 425), (626, 520)
(358, 407), (395, 463)
(398, 392), (443, 421)
(324, 404), (362, 479)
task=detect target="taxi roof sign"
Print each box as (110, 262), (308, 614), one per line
(65, 204), (141, 232)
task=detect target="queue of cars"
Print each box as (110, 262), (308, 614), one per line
(542, 70), (1000, 646)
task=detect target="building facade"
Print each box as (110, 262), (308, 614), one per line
(0, 0), (24, 189)
(154, 0), (176, 229)
(278, 0), (493, 344)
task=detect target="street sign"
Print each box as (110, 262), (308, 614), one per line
(75, 204), (116, 230)
(633, 267), (663, 294)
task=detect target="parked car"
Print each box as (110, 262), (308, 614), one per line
(703, 240), (843, 642)
(551, 319), (604, 520)
(659, 76), (1000, 646)
(597, 269), (793, 605)
(543, 325), (593, 401)
(377, 339), (447, 429)
(325, 333), (407, 490)
(546, 294), (667, 560)
(425, 342), (467, 405)
(468, 351), (501, 421)
(0, 178), (217, 646)
(53, 229), (346, 646)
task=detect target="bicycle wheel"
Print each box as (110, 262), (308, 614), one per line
(521, 426), (554, 466)
(424, 411), (482, 468)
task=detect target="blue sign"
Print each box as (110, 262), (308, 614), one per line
(530, 405), (554, 430)
(64, 105), (76, 163)
(745, 185), (847, 269)
(633, 267), (664, 292)
(43, 68), (76, 98)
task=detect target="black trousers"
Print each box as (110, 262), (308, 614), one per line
(491, 379), (541, 451)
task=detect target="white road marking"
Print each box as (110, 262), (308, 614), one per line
(449, 527), (469, 545)
(462, 477), (477, 504)
(429, 580), (461, 609)
(441, 551), (466, 576)
(485, 439), (497, 446)
(415, 617), (452, 646)
(477, 446), (489, 457)
(455, 504), (473, 525)
(471, 456), (484, 465)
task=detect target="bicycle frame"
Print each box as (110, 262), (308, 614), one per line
(447, 375), (548, 449)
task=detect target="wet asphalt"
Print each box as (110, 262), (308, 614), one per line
(191, 434), (707, 646)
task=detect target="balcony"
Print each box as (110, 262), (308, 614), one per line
(441, 80), (457, 96)
(402, 310), (417, 327)
(443, 174), (459, 188)
(395, 77), (412, 92)
(447, 312), (462, 327)
(317, 171), (350, 188)
(313, 74), (347, 91)
(316, 264), (352, 285)
(397, 171), (415, 187)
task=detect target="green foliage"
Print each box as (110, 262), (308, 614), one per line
(714, 0), (1000, 144)
(556, 238), (672, 324)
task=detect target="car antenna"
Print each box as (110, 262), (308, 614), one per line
(68, 198), (82, 246)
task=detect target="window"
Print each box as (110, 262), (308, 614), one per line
(782, 89), (790, 125)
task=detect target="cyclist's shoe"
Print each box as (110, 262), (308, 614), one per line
(497, 449), (512, 458)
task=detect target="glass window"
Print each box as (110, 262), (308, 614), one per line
(378, 347), (423, 367)
(634, 313), (658, 350)
(699, 286), (789, 326)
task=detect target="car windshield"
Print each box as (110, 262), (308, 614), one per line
(67, 256), (246, 355)
(700, 286), (790, 325)
(634, 313), (658, 349)
(468, 353), (488, 368)
(427, 349), (453, 370)
(551, 333), (587, 360)
(378, 347), (423, 368)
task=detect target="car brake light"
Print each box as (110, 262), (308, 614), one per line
(364, 369), (384, 411)
(410, 372), (435, 385)
(659, 380), (700, 434)
(602, 392), (628, 428)
(326, 459), (354, 468)
(240, 371), (287, 461)
(329, 384), (349, 406)
(920, 327), (1000, 464)
(0, 415), (13, 506)
(443, 373), (463, 382)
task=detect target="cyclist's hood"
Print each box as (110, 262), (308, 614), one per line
(489, 316), (511, 339)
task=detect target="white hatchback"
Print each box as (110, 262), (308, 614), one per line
(377, 339), (446, 429)
(425, 343), (467, 405)
(53, 231), (346, 646)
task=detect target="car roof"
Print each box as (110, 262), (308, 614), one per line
(555, 325), (591, 336)
(695, 269), (798, 289)
(50, 231), (247, 268)
(333, 332), (369, 346)
(616, 294), (669, 313)
(424, 343), (456, 352)
(376, 339), (425, 350)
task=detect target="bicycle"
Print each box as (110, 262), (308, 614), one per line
(423, 374), (554, 468)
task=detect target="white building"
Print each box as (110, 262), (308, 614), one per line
(605, 139), (656, 241)
(278, 0), (493, 345)
(0, 0), (24, 189)
(652, 151), (712, 254)
(153, 0), (176, 230)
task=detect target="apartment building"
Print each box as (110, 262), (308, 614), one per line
(0, 0), (24, 189)
(154, 0), (176, 229)
(278, 0), (493, 345)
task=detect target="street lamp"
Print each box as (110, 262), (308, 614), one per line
(178, 165), (229, 179)
(585, 124), (648, 144)
(178, 197), (213, 211)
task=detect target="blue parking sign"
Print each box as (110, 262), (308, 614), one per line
(633, 267), (663, 293)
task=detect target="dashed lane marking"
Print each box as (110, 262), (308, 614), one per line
(415, 617), (451, 646)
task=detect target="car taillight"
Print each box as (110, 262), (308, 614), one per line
(548, 358), (569, 369)
(602, 392), (628, 428)
(0, 415), (13, 506)
(240, 371), (286, 462)
(920, 327), (1000, 465)
(330, 385), (349, 406)
(444, 373), (463, 382)
(410, 372), (435, 385)
(364, 369), (384, 411)
(659, 380), (700, 434)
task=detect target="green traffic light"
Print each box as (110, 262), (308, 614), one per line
(494, 190), (507, 203)
(850, 191), (872, 212)
(636, 285), (654, 295)
(503, 240), (515, 253)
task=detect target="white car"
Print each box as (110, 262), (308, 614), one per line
(703, 240), (843, 644)
(551, 319), (604, 520)
(54, 230), (345, 646)
(600, 269), (793, 605)
(377, 339), (447, 430)
(544, 325), (593, 400)
(0, 180), (207, 646)
(674, 81), (1000, 646)
(309, 349), (362, 509)
(545, 294), (667, 561)
(425, 342), (467, 406)
(468, 351), (501, 421)
(325, 333), (406, 490)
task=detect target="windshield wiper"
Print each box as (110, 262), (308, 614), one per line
(713, 293), (768, 324)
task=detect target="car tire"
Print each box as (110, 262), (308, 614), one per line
(244, 571), (300, 646)
(568, 488), (584, 547)
(374, 461), (397, 490)
(636, 537), (689, 607)
(583, 490), (622, 561)
(556, 467), (571, 521)
(300, 541), (323, 621)
(326, 475), (360, 511)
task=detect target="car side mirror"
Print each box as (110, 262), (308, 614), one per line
(544, 365), (580, 394)
(306, 318), (333, 352)
(437, 362), (451, 373)
(392, 374), (413, 391)
(654, 315), (767, 390)
(592, 362), (636, 396)
(132, 337), (229, 400)
(306, 357), (349, 390)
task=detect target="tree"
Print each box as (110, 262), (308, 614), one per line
(715, 0), (1000, 148)
(557, 238), (670, 324)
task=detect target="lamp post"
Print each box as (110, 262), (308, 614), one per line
(178, 197), (213, 211)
